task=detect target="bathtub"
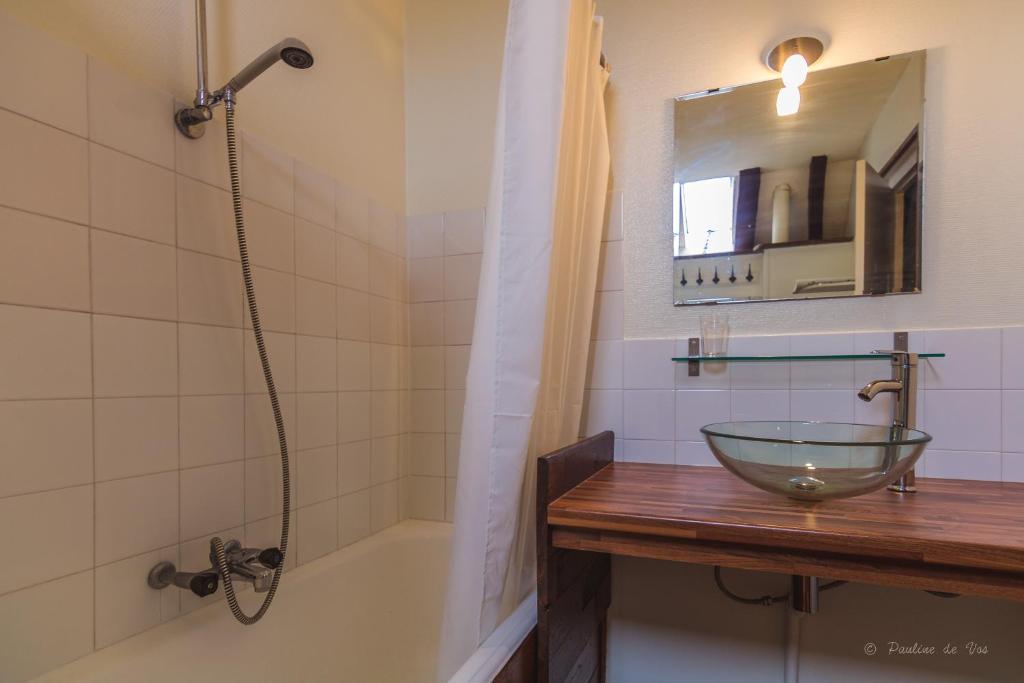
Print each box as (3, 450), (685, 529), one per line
(33, 521), (455, 682)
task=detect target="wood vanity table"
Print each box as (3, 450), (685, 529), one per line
(535, 431), (1024, 683)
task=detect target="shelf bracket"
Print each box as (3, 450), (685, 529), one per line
(688, 337), (700, 377)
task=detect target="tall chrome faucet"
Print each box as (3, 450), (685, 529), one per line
(857, 350), (919, 493)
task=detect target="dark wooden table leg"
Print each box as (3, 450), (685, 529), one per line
(537, 432), (614, 683)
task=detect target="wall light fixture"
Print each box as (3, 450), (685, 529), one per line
(765, 36), (824, 116)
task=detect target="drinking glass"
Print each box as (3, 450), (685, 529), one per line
(700, 313), (729, 357)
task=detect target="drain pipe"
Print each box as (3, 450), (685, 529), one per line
(783, 609), (803, 683)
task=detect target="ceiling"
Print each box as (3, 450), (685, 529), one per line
(674, 53), (918, 182)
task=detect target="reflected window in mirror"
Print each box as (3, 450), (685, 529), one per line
(672, 51), (925, 306)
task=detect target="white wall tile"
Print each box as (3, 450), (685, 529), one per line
(597, 240), (623, 291)
(175, 176), (235, 259)
(296, 277), (336, 338)
(339, 490), (371, 546)
(297, 335), (337, 392)
(88, 58), (173, 168)
(925, 450), (1001, 481)
(411, 346), (444, 389)
(406, 434), (444, 478)
(174, 114), (229, 189)
(852, 331), (902, 389)
(339, 440), (372, 493)
(0, 208), (90, 311)
(729, 336), (790, 389)
(91, 143), (175, 245)
(0, 306), (92, 399)
(1003, 390), (1024, 453)
(180, 395), (244, 468)
(588, 340), (623, 389)
(372, 391), (401, 437)
(94, 546), (179, 648)
(444, 390), (465, 435)
(336, 234), (370, 292)
(176, 250), (242, 327)
(295, 218), (336, 283)
(924, 328), (1002, 389)
(592, 291), (624, 341)
(0, 570), (93, 683)
(92, 315), (176, 398)
(298, 446), (339, 506)
(244, 199), (295, 273)
(178, 324), (243, 395)
(244, 331), (296, 393)
(371, 436), (400, 484)
(1003, 327), (1024, 390)
(248, 267), (295, 334)
(0, 14), (87, 135)
(369, 201), (399, 254)
(338, 340), (372, 391)
(675, 441), (718, 467)
(444, 299), (476, 345)
(445, 345), (471, 390)
(411, 302), (444, 346)
(245, 454), (284, 523)
(623, 440), (674, 465)
(338, 287), (371, 341)
(623, 390), (675, 441)
(298, 498), (338, 563)
(95, 397), (177, 480)
(443, 208), (485, 255)
(675, 390), (730, 441)
(582, 389), (623, 437)
(789, 333), (855, 389)
(95, 472), (177, 564)
(294, 161), (335, 229)
(924, 390), (1001, 452)
(337, 391), (371, 444)
(1003, 453), (1024, 483)
(624, 339), (675, 389)
(370, 481), (399, 532)
(790, 390), (855, 423)
(0, 400), (91, 497)
(336, 182), (370, 242)
(242, 134), (294, 214)
(298, 392), (338, 450)
(409, 257), (444, 302)
(731, 390), (790, 422)
(180, 461), (243, 541)
(0, 485), (92, 595)
(410, 390), (444, 432)
(444, 253), (482, 300)
(91, 230), (177, 320)
(406, 476), (445, 520)
(0, 109), (88, 223)
(407, 213), (444, 258)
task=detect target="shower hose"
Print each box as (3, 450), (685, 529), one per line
(210, 98), (291, 625)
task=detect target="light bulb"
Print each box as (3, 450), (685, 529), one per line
(781, 53), (808, 87)
(776, 86), (801, 116)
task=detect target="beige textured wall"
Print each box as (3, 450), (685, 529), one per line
(596, 0), (1024, 338)
(0, 0), (406, 211)
(403, 0), (507, 215)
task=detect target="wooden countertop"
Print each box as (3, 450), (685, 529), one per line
(547, 463), (1024, 600)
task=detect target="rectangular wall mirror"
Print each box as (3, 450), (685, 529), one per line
(673, 50), (925, 305)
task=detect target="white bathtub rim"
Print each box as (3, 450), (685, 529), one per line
(444, 593), (537, 683)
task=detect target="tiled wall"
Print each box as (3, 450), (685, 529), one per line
(584, 324), (1024, 483)
(404, 209), (485, 521)
(0, 14), (408, 682)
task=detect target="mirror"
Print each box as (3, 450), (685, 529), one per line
(673, 51), (924, 305)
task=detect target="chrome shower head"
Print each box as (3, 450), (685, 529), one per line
(223, 37), (314, 94)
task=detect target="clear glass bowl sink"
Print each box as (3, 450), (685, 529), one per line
(700, 421), (931, 501)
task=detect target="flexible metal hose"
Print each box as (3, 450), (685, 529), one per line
(210, 94), (291, 625)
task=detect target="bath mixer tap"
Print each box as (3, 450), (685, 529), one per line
(857, 350), (919, 493)
(217, 540), (284, 593)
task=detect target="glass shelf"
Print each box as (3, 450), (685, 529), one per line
(672, 353), (945, 363)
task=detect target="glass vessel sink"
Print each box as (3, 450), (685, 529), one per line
(700, 421), (931, 501)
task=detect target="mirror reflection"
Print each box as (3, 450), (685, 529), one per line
(673, 51), (925, 305)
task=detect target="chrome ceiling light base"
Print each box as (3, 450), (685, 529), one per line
(764, 36), (824, 73)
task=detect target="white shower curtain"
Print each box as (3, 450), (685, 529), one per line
(438, 0), (610, 680)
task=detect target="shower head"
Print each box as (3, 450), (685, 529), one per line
(222, 37), (314, 94)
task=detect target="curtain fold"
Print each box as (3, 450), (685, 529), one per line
(438, 1), (610, 679)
